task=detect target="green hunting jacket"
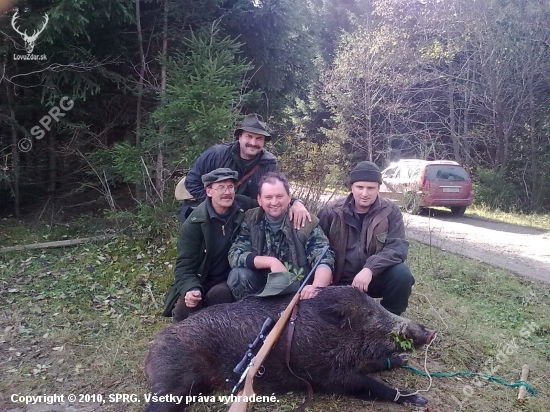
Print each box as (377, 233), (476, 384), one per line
(162, 197), (253, 316)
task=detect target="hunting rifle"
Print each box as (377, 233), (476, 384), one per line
(227, 245), (330, 412)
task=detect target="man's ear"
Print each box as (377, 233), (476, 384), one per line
(205, 186), (212, 198)
(257, 193), (261, 205)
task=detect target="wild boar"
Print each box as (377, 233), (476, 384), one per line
(145, 286), (435, 411)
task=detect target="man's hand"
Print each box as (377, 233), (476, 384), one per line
(184, 290), (202, 307)
(300, 285), (320, 300)
(253, 256), (287, 273)
(269, 257), (287, 273)
(301, 265), (332, 300)
(352, 268), (373, 292)
(288, 201), (312, 229)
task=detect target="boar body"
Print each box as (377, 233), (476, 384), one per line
(145, 286), (434, 411)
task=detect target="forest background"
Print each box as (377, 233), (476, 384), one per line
(1, 0), (550, 222)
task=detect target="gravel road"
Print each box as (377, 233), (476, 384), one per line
(403, 210), (550, 284)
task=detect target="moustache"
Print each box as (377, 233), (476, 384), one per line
(221, 195), (234, 200)
(245, 144), (261, 150)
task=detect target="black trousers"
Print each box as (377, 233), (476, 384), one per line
(172, 282), (233, 322)
(337, 263), (415, 316)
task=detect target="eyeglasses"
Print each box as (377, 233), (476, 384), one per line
(211, 185), (235, 193)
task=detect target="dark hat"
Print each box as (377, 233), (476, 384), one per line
(201, 168), (238, 188)
(233, 114), (271, 141)
(350, 161), (382, 185)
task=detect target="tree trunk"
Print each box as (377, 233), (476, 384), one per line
(4, 77), (20, 218)
(154, 0), (169, 200)
(528, 51), (538, 210)
(48, 127), (57, 194)
(135, 0), (145, 146)
(448, 60), (461, 164)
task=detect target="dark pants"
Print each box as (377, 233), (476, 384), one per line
(227, 268), (268, 301)
(172, 282), (233, 322)
(337, 263), (415, 316)
(366, 263), (415, 315)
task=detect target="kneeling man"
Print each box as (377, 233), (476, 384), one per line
(228, 172), (334, 300)
(318, 161), (415, 315)
(163, 168), (253, 321)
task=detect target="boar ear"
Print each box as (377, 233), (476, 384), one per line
(319, 302), (360, 329)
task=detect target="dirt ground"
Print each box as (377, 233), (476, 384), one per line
(404, 210), (550, 285)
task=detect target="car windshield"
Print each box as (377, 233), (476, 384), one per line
(426, 165), (469, 181)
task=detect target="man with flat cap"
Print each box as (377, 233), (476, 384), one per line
(177, 114), (310, 228)
(163, 168), (255, 321)
(318, 161), (415, 315)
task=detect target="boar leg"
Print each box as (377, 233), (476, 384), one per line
(360, 354), (407, 373)
(351, 375), (428, 407)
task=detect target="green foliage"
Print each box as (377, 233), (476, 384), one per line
(473, 168), (518, 212)
(283, 261), (304, 280)
(150, 24), (252, 167)
(88, 143), (145, 186)
(104, 199), (179, 240)
(391, 330), (415, 352)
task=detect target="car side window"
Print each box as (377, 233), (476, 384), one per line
(395, 165), (405, 179)
(408, 164), (421, 180)
(382, 166), (398, 179)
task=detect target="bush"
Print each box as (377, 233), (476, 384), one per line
(473, 168), (518, 211)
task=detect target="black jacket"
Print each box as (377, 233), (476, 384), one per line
(185, 141), (278, 204)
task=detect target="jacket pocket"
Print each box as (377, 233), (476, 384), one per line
(375, 232), (388, 254)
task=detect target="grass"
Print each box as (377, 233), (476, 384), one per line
(466, 205), (550, 231)
(1, 218), (549, 412)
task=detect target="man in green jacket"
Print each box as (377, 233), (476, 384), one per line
(228, 172), (334, 300)
(164, 168), (254, 321)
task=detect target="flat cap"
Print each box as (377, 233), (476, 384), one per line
(201, 168), (238, 188)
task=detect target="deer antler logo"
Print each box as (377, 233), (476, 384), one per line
(11, 11), (49, 54)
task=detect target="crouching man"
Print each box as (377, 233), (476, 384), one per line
(163, 168), (254, 321)
(227, 172), (334, 300)
(318, 161), (415, 315)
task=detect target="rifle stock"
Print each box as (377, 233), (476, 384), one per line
(228, 294), (301, 412)
(227, 245), (329, 412)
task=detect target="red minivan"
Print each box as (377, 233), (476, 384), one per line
(379, 159), (474, 214)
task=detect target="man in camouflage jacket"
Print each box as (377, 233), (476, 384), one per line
(228, 172), (334, 300)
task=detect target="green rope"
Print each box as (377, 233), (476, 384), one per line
(401, 365), (538, 397)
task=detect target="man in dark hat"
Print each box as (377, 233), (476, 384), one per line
(178, 114), (310, 229)
(318, 161), (415, 315)
(164, 168), (256, 322)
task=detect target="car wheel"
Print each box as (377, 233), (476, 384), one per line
(450, 206), (466, 215)
(404, 193), (421, 215)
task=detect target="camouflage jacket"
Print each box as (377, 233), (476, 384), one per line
(228, 207), (334, 278)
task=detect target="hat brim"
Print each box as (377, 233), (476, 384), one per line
(255, 271), (300, 297)
(234, 127), (271, 140)
(207, 176), (237, 186)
